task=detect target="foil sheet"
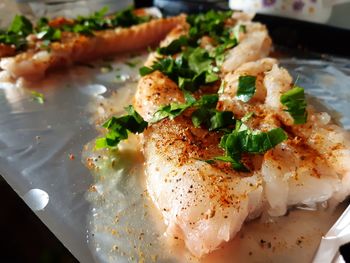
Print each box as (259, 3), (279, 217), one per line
(0, 53), (349, 263)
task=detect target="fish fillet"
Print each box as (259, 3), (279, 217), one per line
(0, 15), (185, 81)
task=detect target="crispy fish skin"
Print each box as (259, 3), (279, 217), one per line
(0, 15), (185, 80)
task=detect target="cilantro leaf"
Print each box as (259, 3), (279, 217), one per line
(95, 105), (147, 149)
(280, 86), (308, 124)
(237, 75), (257, 102)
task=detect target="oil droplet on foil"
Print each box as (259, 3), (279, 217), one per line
(23, 188), (49, 211)
(80, 84), (107, 96)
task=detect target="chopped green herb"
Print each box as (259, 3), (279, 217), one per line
(151, 94), (219, 123)
(232, 24), (246, 42)
(95, 105), (147, 149)
(280, 86), (308, 124)
(213, 155), (249, 172)
(0, 15), (33, 50)
(100, 64), (113, 73)
(192, 108), (234, 131)
(214, 121), (288, 172)
(157, 36), (188, 55)
(140, 48), (218, 94)
(31, 91), (45, 104)
(186, 10), (233, 43)
(111, 7), (151, 28)
(237, 75), (256, 102)
(241, 112), (254, 123)
(151, 102), (191, 123)
(8, 15), (33, 36)
(36, 26), (62, 41)
(125, 60), (139, 68)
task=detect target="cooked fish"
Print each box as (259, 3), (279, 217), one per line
(0, 15), (185, 81)
(219, 58), (350, 216)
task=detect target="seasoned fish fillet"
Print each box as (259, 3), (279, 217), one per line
(133, 12), (275, 257)
(0, 15), (185, 81)
(143, 116), (263, 257)
(219, 58), (350, 216)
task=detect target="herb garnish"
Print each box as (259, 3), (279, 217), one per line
(214, 121), (288, 171)
(280, 86), (308, 124)
(141, 10), (246, 96)
(236, 75), (257, 102)
(151, 94), (219, 123)
(31, 91), (45, 104)
(157, 36), (188, 55)
(95, 105), (147, 149)
(0, 15), (33, 50)
(0, 7), (152, 51)
(140, 47), (219, 93)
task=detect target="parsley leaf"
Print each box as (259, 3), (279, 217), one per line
(140, 48), (218, 93)
(0, 15), (33, 50)
(31, 91), (45, 104)
(151, 102), (191, 123)
(95, 105), (148, 149)
(241, 112), (254, 122)
(8, 15), (33, 36)
(111, 7), (151, 27)
(150, 94), (219, 123)
(237, 75), (257, 102)
(280, 86), (308, 124)
(214, 121), (288, 172)
(157, 36), (188, 55)
(192, 108), (235, 131)
(213, 155), (249, 172)
(187, 10), (233, 43)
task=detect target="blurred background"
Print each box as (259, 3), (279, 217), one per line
(1, 0), (350, 262)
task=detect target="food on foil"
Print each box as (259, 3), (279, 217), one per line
(94, 10), (350, 258)
(0, 7), (184, 81)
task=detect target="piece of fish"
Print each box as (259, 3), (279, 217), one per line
(219, 58), (350, 216)
(134, 17), (273, 257)
(0, 15), (185, 81)
(142, 113), (264, 257)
